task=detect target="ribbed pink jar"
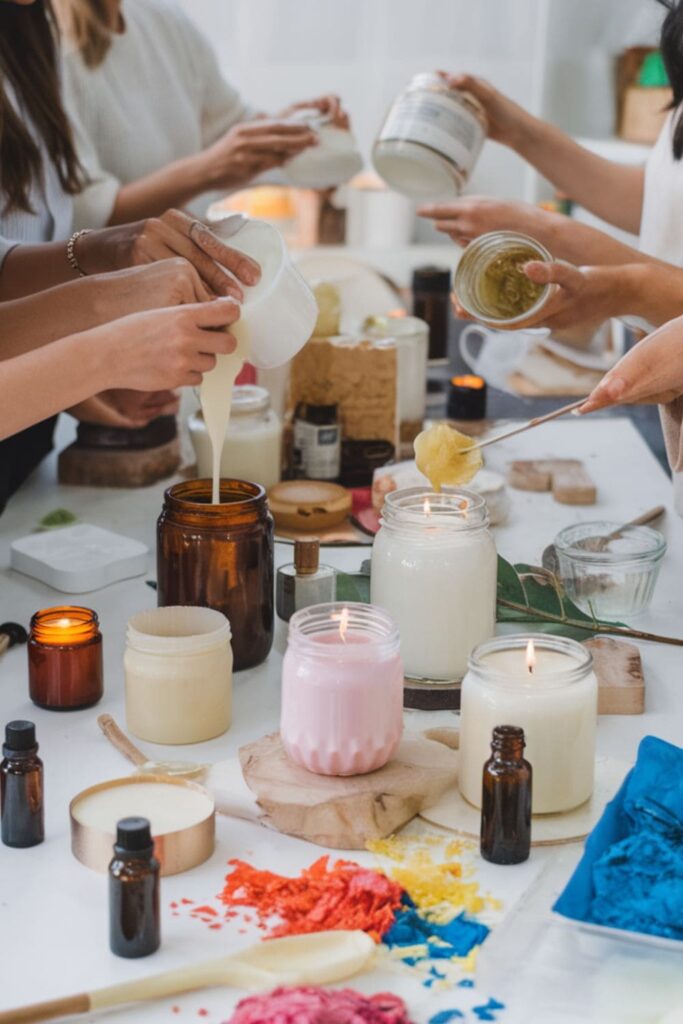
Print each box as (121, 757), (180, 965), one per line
(280, 602), (404, 776)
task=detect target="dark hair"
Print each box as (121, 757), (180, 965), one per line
(658, 0), (683, 158)
(0, 0), (83, 214)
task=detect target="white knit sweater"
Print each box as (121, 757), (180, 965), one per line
(62, 0), (253, 229)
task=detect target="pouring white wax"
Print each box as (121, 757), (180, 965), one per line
(199, 217), (317, 504)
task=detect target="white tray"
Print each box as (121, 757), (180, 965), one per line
(11, 524), (148, 593)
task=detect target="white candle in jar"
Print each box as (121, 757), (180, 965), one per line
(370, 487), (497, 682)
(459, 635), (598, 814)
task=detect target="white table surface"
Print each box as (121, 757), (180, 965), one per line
(1, 416), (682, 1024)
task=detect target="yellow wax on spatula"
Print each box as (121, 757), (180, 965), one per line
(414, 422), (483, 491)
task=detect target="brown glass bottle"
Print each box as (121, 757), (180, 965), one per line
(1, 720), (44, 848)
(480, 725), (532, 865)
(412, 265), (451, 363)
(109, 817), (160, 958)
(157, 479), (274, 671)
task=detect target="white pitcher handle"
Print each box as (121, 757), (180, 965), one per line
(458, 324), (488, 372)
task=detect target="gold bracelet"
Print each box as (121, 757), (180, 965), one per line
(66, 228), (91, 277)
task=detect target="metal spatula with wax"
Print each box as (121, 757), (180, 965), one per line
(97, 715), (260, 821)
(414, 399), (587, 490)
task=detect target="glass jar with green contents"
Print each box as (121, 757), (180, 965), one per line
(454, 231), (556, 327)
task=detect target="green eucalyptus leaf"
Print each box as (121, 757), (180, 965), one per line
(335, 571), (371, 604)
(36, 508), (78, 531)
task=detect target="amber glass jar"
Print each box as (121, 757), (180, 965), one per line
(28, 606), (103, 710)
(157, 480), (274, 671)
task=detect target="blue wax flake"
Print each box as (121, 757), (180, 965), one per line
(383, 906), (490, 963)
(428, 1012), (465, 1023)
(430, 966), (447, 979)
(458, 980), (475, 989)
(473, 998), (506, 1020)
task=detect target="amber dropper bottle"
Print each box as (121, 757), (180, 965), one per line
(480, 725), (532, 865)
(1, 720), (44, 848)
(109, 817), (160, 958)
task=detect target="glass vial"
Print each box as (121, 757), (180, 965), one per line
(109, 817), (160, 958)
(480, 725), (532, 866)
(276, 538), (336, 622)
(1, 720), (44, 848)
(28, 606), (103, 711)
(292, 403), (341, 481)
(411, 266), (451, 363)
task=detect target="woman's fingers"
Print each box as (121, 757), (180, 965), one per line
(579, 375), (629, 413)
(162, 209), (261, 287)
(524, 259), (581, 290)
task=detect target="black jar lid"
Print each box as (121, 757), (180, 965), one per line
(4, 720), (37, 754)
(76, 415), (177, 451)
(412, 265), (451, 294)
(295, 403), (338, 426)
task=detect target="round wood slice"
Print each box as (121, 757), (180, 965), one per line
(268, 481), (352, 532)
(420, 754), (631, 846)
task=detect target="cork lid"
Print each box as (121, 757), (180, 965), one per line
(294, 538), (320, 575)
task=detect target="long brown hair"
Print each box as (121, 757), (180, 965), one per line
(53, 0), (113, 69)
(0, 0), (83, 214)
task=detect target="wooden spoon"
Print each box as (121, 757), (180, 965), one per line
(0, 930), (376, 1024)
(97, 714), (206, 781)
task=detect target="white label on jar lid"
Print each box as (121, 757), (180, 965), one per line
(379, 92), (484, 175)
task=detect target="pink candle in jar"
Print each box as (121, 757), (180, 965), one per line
(281, 602), (404, 776)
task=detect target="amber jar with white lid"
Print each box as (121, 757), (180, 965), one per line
(125, 606), (232, 745)
(373, 72), (487, 199)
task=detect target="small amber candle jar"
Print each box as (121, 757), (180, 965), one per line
(156, 479), (274, 671)
(28, 606), (103, 711)
(447, 374), (487, 420)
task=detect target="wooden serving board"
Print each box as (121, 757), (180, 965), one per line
(508, 458), (597, 505)
(239, 731), (457, 850)
(586, 636), (645, 715)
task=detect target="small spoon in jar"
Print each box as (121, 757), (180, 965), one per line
(542, 505), (666, 574)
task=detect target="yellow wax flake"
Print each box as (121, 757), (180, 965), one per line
(414, 422), (483, 491)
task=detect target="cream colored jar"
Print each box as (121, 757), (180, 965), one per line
(124, 606), (232, 745)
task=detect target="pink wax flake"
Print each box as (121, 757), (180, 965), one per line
(227, 986), (412, 1024)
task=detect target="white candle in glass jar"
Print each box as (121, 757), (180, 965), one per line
(370, 487), (497, 682)
(189, 385), (282, 492)
(364, 315), (428, 436)
(459, 635), (598, 814)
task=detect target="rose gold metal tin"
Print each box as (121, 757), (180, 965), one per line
(69, 774), (215, 876)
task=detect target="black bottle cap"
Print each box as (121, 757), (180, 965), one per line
(412, 265), (451, 294)
(114, 817), (154, 857)
(4, 720), (36, 752)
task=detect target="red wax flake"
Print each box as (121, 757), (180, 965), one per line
(170, 902), (179, 909)
(217, 856), (404, 942)
(238, 928), (247, 934)
(243, 915), (252, 923)
(181, 898), (194, 905)
(194, 905), (218, 916)
(171, 1007), (181, 1014)
(198, 1010), (209, 1018)
(209, 924), (222, 930)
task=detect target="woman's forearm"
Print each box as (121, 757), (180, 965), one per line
(0, 242), (79, 300)
(515, 119), (645, 235)
(0, 331), (110, 440)
(106, 153), (211, 224)
(543, 214), (653, 267)
(619, 262), (683, 327)
(0, 276), (124, 358)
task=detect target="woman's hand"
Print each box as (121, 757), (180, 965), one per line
(93, 258), (213, 325)
(489, 260), (619, 333)
(580, 315), (683, 412)
(280, 94), (350, 129)
(77, 210), (261, 299)
(68, 390), (180, 430)
(437, 73), (534, 149)
(203, 119), (319, 189)
(418, 196), (558, 249)
(103, 297), (243, 392)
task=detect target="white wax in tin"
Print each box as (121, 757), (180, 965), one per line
(72, 782), (213, 834)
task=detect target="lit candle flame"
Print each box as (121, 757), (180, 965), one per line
(423, 497), (432, 517)
(331, 606), (350, 644)
(56, 618), (74, 628)
(526, 638), (536, 674)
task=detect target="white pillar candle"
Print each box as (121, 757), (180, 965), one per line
(459, 635), (598, 814)
(370, 487), (497, 682)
